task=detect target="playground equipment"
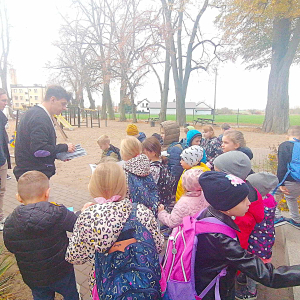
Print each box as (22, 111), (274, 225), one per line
(62, 107), (101, 128)
(54, 114), (74, 131)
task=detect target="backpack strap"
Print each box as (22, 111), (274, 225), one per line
(194, 217), (237, 239)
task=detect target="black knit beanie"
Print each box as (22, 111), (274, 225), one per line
(198, 171), (249, 211)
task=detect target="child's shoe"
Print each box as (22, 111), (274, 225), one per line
(274, 216), (288, 227)
(286, 218), (300, 229)
(235, 286), (257, 300)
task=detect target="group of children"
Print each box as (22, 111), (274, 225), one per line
(3, 122), (300, 300)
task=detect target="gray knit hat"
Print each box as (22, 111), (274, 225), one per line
(180, 146), (204, 167)
(213, 151), (251, 180)
(247, 172), (279, 197)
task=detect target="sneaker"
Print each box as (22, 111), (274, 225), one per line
(286, 218), (300, 229)
(235, 287), (257, 300)
(274, 216), (288, 227)
(236, 272), (247, 285)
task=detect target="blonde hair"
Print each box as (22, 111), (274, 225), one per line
(18, 171), (49, 202)
(288, 126), (300, 138)
(203, 125), (215, 137)
(88, 162), (127, 199)
(223, 130), (246, 147)
(120, 136), (142, 161)
(97, 135), (110, 146)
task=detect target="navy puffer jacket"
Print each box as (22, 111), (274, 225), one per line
(3, 202), (78, 288)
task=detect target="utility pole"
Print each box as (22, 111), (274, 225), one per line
(213, 68), (217, 121)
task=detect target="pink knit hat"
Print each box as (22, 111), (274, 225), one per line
(182, 169), (203, 192)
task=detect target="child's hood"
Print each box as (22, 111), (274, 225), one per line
(10, 202), (64, 232)
(160, 121), (180, 146)
(124, 154), (150, 176)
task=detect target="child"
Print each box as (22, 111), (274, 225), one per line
(126, 123), (146, 142)
(221, 130), (253, 160)
(176, 145), (210, 202)
(195, 171), (300, 300)
(186, 129), (202, 147)
(66, 162), (164, 299)
(3, 171), (92, 300)
(121, 136), (159, 215)
(96, 134), (121, 163)
(275, 125), (300, 227)
(201, 125), (222, 169)
(217, 122), (231, 142)
(214, 151), (264, 250)
(160, 120), (185, 185)
(142, 137), (176, 208)
(180, 125), (195, 144)
(235, 172), (279, 300)
(158, 168), (208, 228)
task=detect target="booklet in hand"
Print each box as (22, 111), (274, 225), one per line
(56, 144), (87, 161)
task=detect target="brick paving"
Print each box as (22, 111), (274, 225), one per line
(5, 169), (93, 300)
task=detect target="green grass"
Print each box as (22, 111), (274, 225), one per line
(115, 113), (300, 126)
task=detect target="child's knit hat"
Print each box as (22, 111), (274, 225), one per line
(180, 145), (204, 167)
(247, 172), (279, 197)
(213, 151), (251, 180)
(126, 124), (139, 136)
(186, 130), (202, 147)
(182, 169), (203, 192)
(199, 171), (249, 210)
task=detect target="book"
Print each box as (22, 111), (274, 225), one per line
(56, 144), (87, 161)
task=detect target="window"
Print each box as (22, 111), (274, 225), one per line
(29, 89), (31, 92)
(34, 89), (37, 93)
(14, 96), (18, 100)
(19, 89), (22, 93)
(35, 96), (38, 100)
(30, 96), (32, 99)
(15, 103), (19, 107)
(26, 99), (29, 102)
(20, 96), (23, 100)
(14, 89), (17, 93)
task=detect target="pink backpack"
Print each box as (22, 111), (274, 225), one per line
(162, 214), (236, 300)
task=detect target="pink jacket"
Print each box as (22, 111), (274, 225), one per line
(158, 193), (208, 228)
(158, 168), (209, 228)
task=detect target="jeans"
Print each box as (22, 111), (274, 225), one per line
(31, 270), (79, 300)
(0, 161), (7, 221)
(275, 181), (300, 223)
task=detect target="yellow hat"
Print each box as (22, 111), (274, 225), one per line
(126, 124), (139, 136)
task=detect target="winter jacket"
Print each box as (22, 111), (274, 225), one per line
(0, 110), (11, 168)
(137, 132), (146, 143)
(99, 144), (120, 162)
(200, 136), (222, 167)
(159, 175), (208, 228)
(277, 140), (298, 185)
(234, 183), (264, 250)
(3, 201), (78, 288)
(195, 206), (300, 300)
(66, 199), (164, 291)
(248, 194), (277, 260)
(123, 154), (159, 214)
(175, 163), (210, 202)
(13, 106), (68, 180)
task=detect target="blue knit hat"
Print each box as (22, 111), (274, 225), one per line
(199, 171), (249, 210)
(186, 130), (202, 147)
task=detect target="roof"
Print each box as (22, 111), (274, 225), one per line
(148, 101), (213, 110)
(137, 99), (150, 105)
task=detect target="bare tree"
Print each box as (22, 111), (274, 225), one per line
(161, 0), (222, 125)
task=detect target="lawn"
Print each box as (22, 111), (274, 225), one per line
(116, 113), (300, 126)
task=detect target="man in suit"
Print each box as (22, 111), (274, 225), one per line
(14, 85), (75, 181)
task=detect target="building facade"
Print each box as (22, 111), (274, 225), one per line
(136, 99), (150, 113)
(10, 84), (46, 109)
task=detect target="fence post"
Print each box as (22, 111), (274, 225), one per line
(237, 108), (239, 128)
(78, 107), (81, 128)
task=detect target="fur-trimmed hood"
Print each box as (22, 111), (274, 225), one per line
(160, 121), (180, 146)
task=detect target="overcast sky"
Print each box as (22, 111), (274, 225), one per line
(7, 0), (300, 110)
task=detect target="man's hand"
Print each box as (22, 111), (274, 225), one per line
(81, 202), (94, 212)
(280, 186), (290, 195)
(158, 204), (164, 213)
(67, 143), (76, 153)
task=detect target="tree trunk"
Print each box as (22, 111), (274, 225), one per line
(105, 83), (115, 120)
(119, 80), (127, 121)
(159, 50), (170, 122)
(263, 18), (300, 133)
(101, 86), (108, 119)
(129, 87), (137, 123)
(86, 84), (95, 109)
